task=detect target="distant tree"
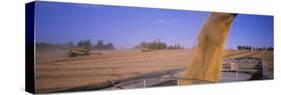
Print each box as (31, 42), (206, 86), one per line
(237, 45), (273, 51)
(93, 40), (115, 50)
(64, 41), (75, 49)
(94, 40), (104, 50)
(134, 40), (183, 50)
(36, 42), (65, 50)
(140, 42), (148, 48)
(77, 40), (92, 49)
(267, 47), (274, 51)
(167, 43), (183, 49)
(105, 43), (115, 50)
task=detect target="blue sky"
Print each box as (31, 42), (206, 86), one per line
(35, 1), (273, 49)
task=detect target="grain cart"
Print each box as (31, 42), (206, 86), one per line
(142, 48), (152, 52)
(68, 48), (90, 57)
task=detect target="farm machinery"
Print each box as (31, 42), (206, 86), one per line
(68, 48), (90, 57)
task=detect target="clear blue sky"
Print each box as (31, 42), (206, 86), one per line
(35, 1), (273, 49)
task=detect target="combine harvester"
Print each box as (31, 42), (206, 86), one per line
(104, 57), (271, 90)
(68, 48), (90, 57)
(142, 48), (152, 52)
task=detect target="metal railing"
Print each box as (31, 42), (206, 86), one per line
(111, 76), (215, 89)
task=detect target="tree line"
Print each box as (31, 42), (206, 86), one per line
(134, 40), (184, 50)
(237, 45), (273, 51)
(36, 40), (115, 50)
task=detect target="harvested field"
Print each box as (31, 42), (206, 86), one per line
(35, 49), (273, 93)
